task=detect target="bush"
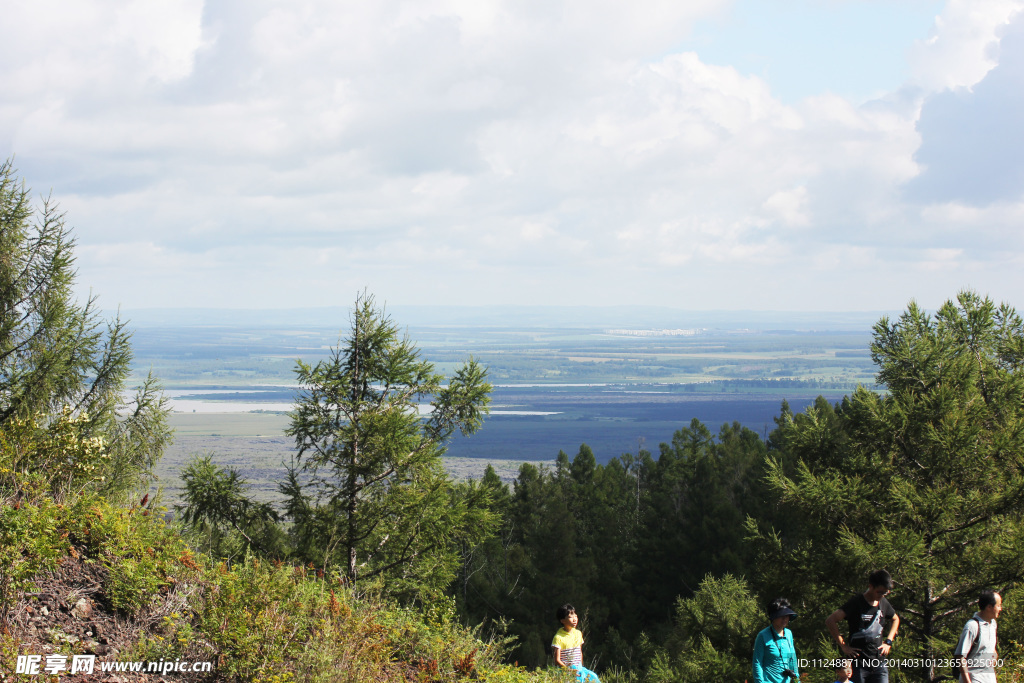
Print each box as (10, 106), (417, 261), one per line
(648, 574), (763, 683)
(128, 554), (539, 682)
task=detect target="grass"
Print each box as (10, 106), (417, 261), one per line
(0, 467), (571, 683)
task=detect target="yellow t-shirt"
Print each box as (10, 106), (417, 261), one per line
(552, 627), (583, 667)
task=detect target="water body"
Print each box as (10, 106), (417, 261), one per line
(446, 387), (823, 462)
(163, 385), (834, 465)
(164, 390), (560, 416)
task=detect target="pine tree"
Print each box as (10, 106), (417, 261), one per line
(634, 418), (766, 622)
(282, 293), (494, 598)
(0, 158), (169, 503)
(176, 454), (284, 560)
(752, 292), (1024, 682)
(649, 574), (764, 683)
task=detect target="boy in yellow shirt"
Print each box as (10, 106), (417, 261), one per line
(552, 604), (600, 683)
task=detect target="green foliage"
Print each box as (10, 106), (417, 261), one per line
(474, 451), (620, 670)
(635, 419), (768, 618)
(452, 421), (770, 671)
(1, 409), (110, 504)
(283, 293), (495, 599)
(0, 158), (170, 504)
(3, 470), (536, 682)
(71, 501), (195, 613)
(750, 292), (1024, 682)
(644, 574), (763, 683)
(0, 493), (68, 619)
(995, 585), (1024, 683)
(127, 553), (538, 683)
(458, 424), (770, 672)
(664, 575), (764, 669)
(1, 435), (549, 683)
(0, 408), (126, 615)
(177, 453), (285, 560)
(0, 479), (192, 621)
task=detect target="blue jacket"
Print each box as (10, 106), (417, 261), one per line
(753, 626), (798, 683)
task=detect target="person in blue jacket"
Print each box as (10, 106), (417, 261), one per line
(753, 598), (800, 683)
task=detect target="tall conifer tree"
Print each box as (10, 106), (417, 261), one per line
(752, 292), (1024, 682)
(0, 159), (169, 503)
(282, 294), (494, 598)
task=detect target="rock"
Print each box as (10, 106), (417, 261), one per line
(40, 606), (49, 617)
(92, 622), (103, 637)
(71, 598), (92, 620)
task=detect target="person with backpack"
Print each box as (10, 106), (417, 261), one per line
(825, 570), (900, 683)
(954, 590), (1002, 683)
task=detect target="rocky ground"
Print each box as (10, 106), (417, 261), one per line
(3, 550), (442, 682)
(3, 555), (208, 682)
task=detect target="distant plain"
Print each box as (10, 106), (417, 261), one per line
(129, 310), (882, 503)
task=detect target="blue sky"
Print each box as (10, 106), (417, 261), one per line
(1, 0), (1022, 313)
(680, 0), (945, 103)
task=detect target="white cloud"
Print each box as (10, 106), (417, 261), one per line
(1, 0), (1023, 312)
(908, 10), (1024, 205)
(763, 187), (810, 228)
(910, 0), (1024, 90)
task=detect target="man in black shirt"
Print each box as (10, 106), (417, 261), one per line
(825, 570), (901, 683)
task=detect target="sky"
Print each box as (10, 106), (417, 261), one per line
(1, 0), (1023, 313)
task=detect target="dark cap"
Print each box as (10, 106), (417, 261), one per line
(769, 606), (798, 621)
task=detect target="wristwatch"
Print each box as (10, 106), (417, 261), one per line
(883, 638), (893, 646)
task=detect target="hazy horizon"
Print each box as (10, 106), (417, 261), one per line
(110, 303), (898, 331)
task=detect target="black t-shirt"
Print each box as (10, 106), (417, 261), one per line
(841, 594), (896, 657)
